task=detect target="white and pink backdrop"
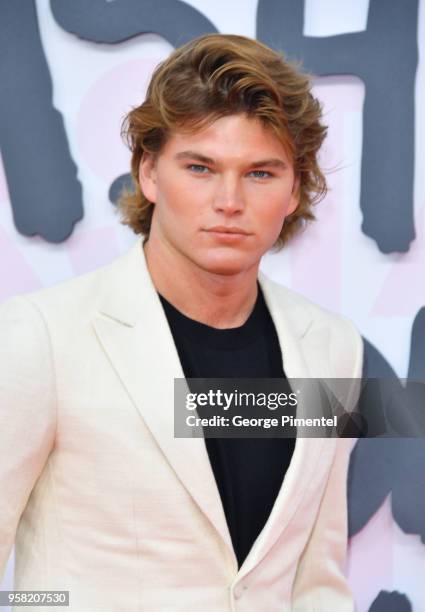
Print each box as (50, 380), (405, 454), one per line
(1, 1), (424, 610)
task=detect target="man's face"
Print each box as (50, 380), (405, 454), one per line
(139, 113), (299, 276)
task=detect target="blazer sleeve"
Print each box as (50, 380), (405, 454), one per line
(0, 296), (56, 579)
(291, 437), (355, 611)
(291, 318), (363, 612)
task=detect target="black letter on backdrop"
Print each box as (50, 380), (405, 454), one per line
(348, 308), (425, 542)
(257, 0), (418, 254)
(50, 0), (217, 47)
(369, 591), (412, 612)
(0, 1), (83, 242)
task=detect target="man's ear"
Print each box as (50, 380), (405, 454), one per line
(287, 176), (300, 215)
(138, 152), (157, 204)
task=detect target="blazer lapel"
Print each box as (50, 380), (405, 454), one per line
(92, 239), (236, 564)
(235, 272), (337, 578)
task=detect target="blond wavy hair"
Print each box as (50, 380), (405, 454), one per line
(119, 34), (327, 248)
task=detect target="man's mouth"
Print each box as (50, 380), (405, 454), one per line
(204, 226), (252, 235)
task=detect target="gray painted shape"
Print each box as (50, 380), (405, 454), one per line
(0, 1), (83, 242)
(109, 173), (133, 206)
(348, 436), (398, 535)
(257, 0), (418, 254)
(50, 0), (218, 47)
(392, 439), (425, 543)
(349, 435), (425, 541)
(369, 591), (412, 612)
(408, 306), (425, 380)
(348, 309), (425, 543)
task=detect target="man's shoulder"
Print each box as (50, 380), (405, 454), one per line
(0, 244), (136, 323)
(260, 272), (358, 334)
(260, 272), (363, 378)
(9, 262), (106, 318)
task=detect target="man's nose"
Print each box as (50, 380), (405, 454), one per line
(212, 175), (244, 214)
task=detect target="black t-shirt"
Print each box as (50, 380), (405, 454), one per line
(159, 286), (295, 568)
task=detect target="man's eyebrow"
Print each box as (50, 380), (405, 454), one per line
(249, 158), (287, 169)
(174, 151), (215, 164)
(174, 151), (287, 169)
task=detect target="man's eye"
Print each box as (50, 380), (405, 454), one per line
(249, 170), (272, 179)
(188, 164), (210, 174)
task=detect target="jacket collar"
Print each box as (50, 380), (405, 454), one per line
(98, 238), (314, 340)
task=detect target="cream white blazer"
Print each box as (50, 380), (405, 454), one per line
(0, 239), (363, 611)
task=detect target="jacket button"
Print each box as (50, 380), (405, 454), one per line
(234, 584), (248, 599)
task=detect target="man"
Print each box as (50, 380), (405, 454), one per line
(0, 34), (362, 610)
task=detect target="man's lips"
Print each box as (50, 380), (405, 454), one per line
(203, 226), (252, 235)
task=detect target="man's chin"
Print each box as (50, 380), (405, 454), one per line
(195, 252), (259, 277)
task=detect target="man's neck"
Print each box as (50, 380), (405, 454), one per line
(143, 240), (259, 329)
